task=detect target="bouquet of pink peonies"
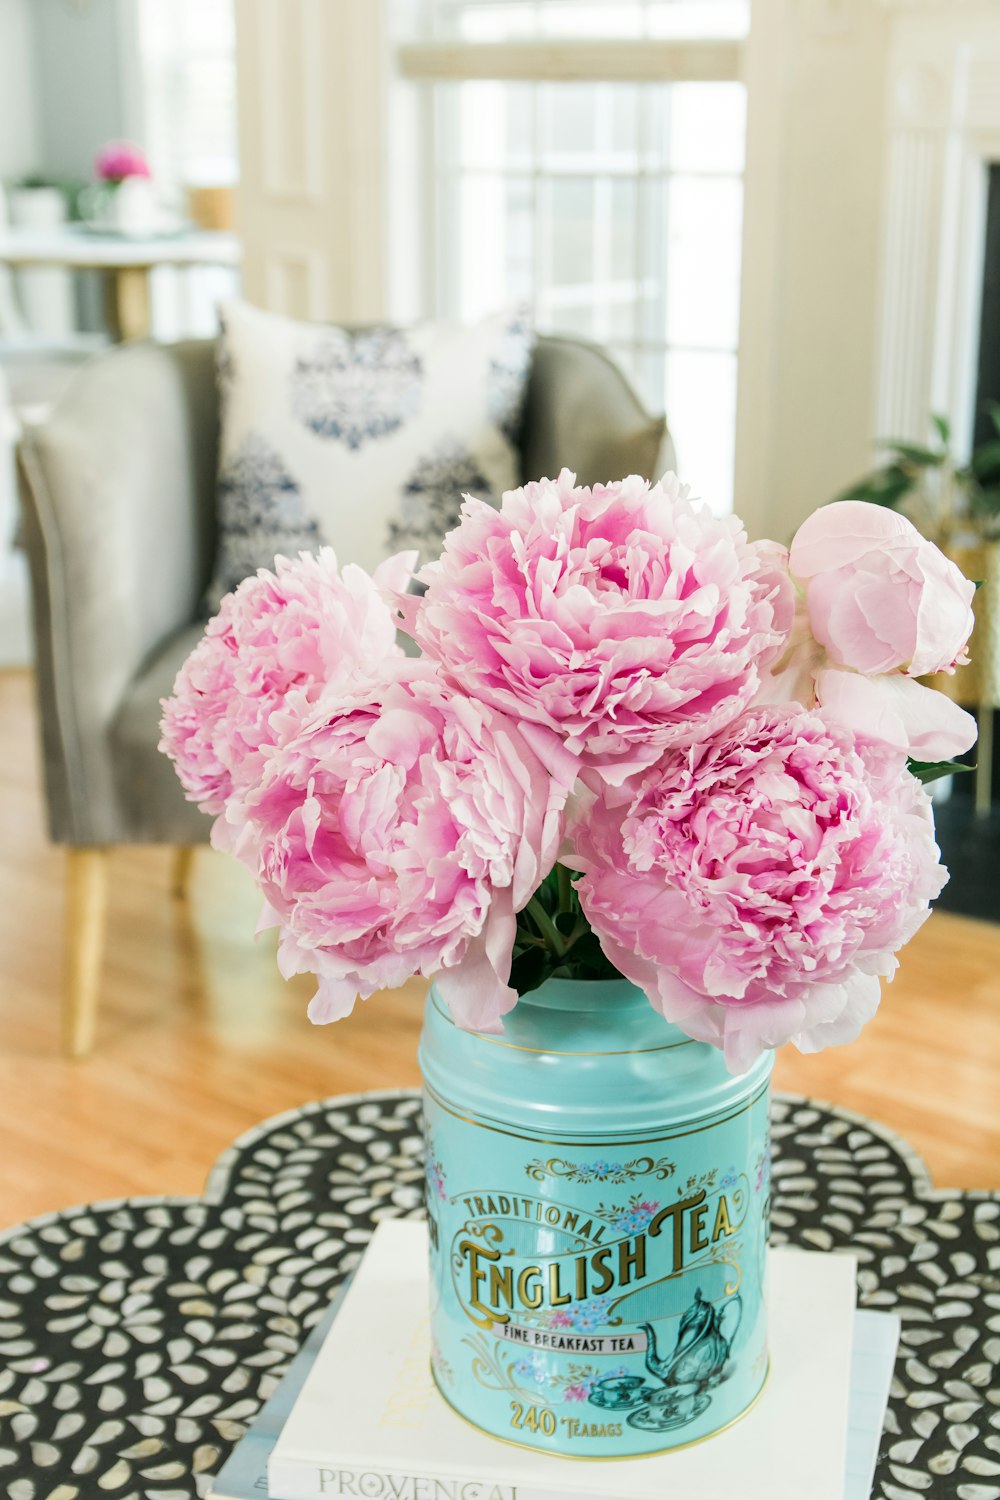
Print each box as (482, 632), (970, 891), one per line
(161, 473), (976, 1072)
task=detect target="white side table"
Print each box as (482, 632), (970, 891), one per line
(0, 225), (243, 341)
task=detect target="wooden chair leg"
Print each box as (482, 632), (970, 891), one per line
(170, 845), (197, 898)
(64, 847), (109, 1059)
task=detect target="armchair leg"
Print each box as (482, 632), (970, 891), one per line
(64, 847), (110, 1058)
(170, 845), (197, 899)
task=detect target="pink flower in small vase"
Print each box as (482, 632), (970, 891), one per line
(404, 469), (788, 785)
(159, 549), (412, 837)
(94, 140), (151, 183)
(237, 660), (577, 1031)
(568, 703), (946, 1073)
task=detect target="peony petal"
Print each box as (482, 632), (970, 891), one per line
(790, 971), (881, 1056)
(789, 500), (924, 578)
(433, 899), (519, 1034)
(910, 545), (975, 677)
(815, 668), (977, 760)
(372, 550), (419, 596)
(307, 976), (361, 1024)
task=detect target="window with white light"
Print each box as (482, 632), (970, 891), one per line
(133, 0), (238, 201)
(399, 0), (749, 512)
(128, 0), (240, 339)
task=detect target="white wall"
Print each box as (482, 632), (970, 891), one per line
(234, 0), (387, 324)
(736, 0), (891, 543)
(0, 0), (39, 664)
(0, 0), (40, 180)
(32, 0), (128, 179)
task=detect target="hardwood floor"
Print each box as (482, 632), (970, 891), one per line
(1, 667), (998, 1230)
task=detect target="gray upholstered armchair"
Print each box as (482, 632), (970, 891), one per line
(17, 332), (671, 1056)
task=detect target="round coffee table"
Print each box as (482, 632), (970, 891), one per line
(1, 1091), (997, 1500)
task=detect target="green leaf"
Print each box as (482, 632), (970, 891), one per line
(560, 931), (621, 981)
(512, 881), (632, 990)
(931, 412), (952, 445)
(907, 758), (975, 785)
(509, 946), (556, 998)
(969, 485), (1000, 518)
(836, 466), (915, 510)
(883, 440), (944, 467)
(970, 439), (1000, 478)
(987, 402), (1000, 440)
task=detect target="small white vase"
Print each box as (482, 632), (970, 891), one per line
(83, 178), (159, 236)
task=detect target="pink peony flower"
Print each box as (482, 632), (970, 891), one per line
(95, 140), (151, 182)
(568, 703), (946, 1073)
(788, 501), (975, 678)
(159, 549), (411, 835)
(404, 469), (788, 784)
(237, 660), (577, 1031)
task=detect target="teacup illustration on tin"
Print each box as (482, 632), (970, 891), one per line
(589, 1288), (742, 1433)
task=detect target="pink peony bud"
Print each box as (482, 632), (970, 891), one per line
(789, 500), (975, 678)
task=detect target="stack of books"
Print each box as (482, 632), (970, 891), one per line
(209, 1221), (898, 1500)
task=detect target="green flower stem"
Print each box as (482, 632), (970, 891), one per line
(556, 861), (573, 914)
(525, 896), (567, 959)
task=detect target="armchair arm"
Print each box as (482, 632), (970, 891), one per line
(18, 339), (218, 843)
(522, 335), (674, 487)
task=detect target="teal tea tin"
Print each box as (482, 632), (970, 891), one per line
(419, 976), (772, 1459)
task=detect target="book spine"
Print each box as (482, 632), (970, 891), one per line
(267, 1459), (565, 1500)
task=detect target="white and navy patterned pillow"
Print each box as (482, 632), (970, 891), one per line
(207, 301), (534, 605)
(386, 444), (495, 567)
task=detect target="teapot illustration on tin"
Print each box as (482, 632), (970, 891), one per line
(589, 1288), (742, 1433)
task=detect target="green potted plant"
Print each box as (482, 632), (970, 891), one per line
(837, 406), (1000, 546)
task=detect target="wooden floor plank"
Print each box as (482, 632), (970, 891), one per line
(1, 667), (998, 1229)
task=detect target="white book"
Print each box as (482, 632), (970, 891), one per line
(208, 1256), (898, 1500)
(268, 1221), (864, 1500)
(845, 1309), (900, 1499)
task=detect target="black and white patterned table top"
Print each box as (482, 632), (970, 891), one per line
(1, 1090), (998, 1500)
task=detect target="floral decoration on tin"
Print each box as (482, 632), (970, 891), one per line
(524, 1156), (676, 1185)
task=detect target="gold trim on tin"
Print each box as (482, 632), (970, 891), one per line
(423, 1078), (770, 1149)
(430, 990), (695, 1057)
(430, 1358), (771, 1462)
